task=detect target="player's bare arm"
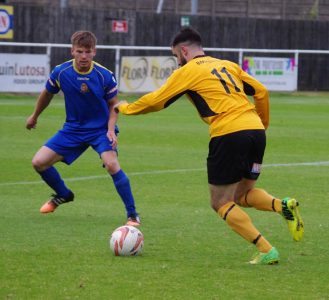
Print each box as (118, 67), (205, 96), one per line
(113, 100), (128, 113)
(107, 95), (120, 147)
(26, 89), (54, 130)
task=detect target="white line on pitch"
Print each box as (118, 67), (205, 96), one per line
(1, 161), (329, 187)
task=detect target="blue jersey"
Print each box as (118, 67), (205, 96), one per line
(46, 60), (118, 131)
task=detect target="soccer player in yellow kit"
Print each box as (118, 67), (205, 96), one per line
(115, 27), (304, 264)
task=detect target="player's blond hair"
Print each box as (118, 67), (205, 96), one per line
(71, 31), (97, 48)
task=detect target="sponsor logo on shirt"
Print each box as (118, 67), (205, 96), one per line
(77, 77), (90, 80)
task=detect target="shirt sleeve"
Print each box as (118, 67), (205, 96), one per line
(45, 66), (61, 94)
(105, 72), (118, 101)
(118, 69), (187, 115)
(240, 69), (270, 129)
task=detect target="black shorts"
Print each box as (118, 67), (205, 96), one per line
(207, 130), (266, 185)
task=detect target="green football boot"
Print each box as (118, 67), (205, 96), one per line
(249, 247), (279, 265)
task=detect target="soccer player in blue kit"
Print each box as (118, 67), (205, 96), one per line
(26, 31), (140, 226)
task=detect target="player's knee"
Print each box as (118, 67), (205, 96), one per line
(103, 160), (120, 174)
(210, 196), (235, 214)
(234, 193), (245, 206)
(235, 189), (255, 207)
(32, 157), (46, 172)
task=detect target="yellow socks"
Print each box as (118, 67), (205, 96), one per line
(218, 201), (272, 253)
(239, 188), (282, 212)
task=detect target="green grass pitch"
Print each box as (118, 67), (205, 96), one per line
(1, 92), (329, 299)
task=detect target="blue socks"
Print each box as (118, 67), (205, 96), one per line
(38, 166), (71, 198)
(38, 167), (137, 217)
(111, 169), (137, 217)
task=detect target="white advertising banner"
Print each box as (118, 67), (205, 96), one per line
(119, 56), (178, 93)
(242, 57), (297, 91)
(0, 53), (49, 92)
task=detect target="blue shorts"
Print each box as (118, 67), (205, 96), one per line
(45, 128), (116, 165)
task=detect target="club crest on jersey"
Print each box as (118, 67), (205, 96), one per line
(251, 163), (262, 174)
(80, 83), (89, 93)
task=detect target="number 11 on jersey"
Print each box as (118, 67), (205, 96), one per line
(211, 67), (241, 94)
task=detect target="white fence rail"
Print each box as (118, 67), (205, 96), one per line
(1, 42), (329, 92)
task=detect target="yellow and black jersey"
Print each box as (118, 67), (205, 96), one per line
(118, 55), (269, 138)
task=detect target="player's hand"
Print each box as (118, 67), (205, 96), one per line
(107, 130), (118, 149)
(26, 115), (37, 130)
(113, 100), (128, 113)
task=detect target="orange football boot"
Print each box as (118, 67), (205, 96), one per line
(126, 215), (141, 226)
(40, 192), (74, 214)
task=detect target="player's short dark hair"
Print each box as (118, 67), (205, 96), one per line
(71, 31), (97, 48)
(171, 27), (202, 47)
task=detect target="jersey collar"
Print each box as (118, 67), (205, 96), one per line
(73, 60), (94, 75)
(193, 55), (207, 59)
